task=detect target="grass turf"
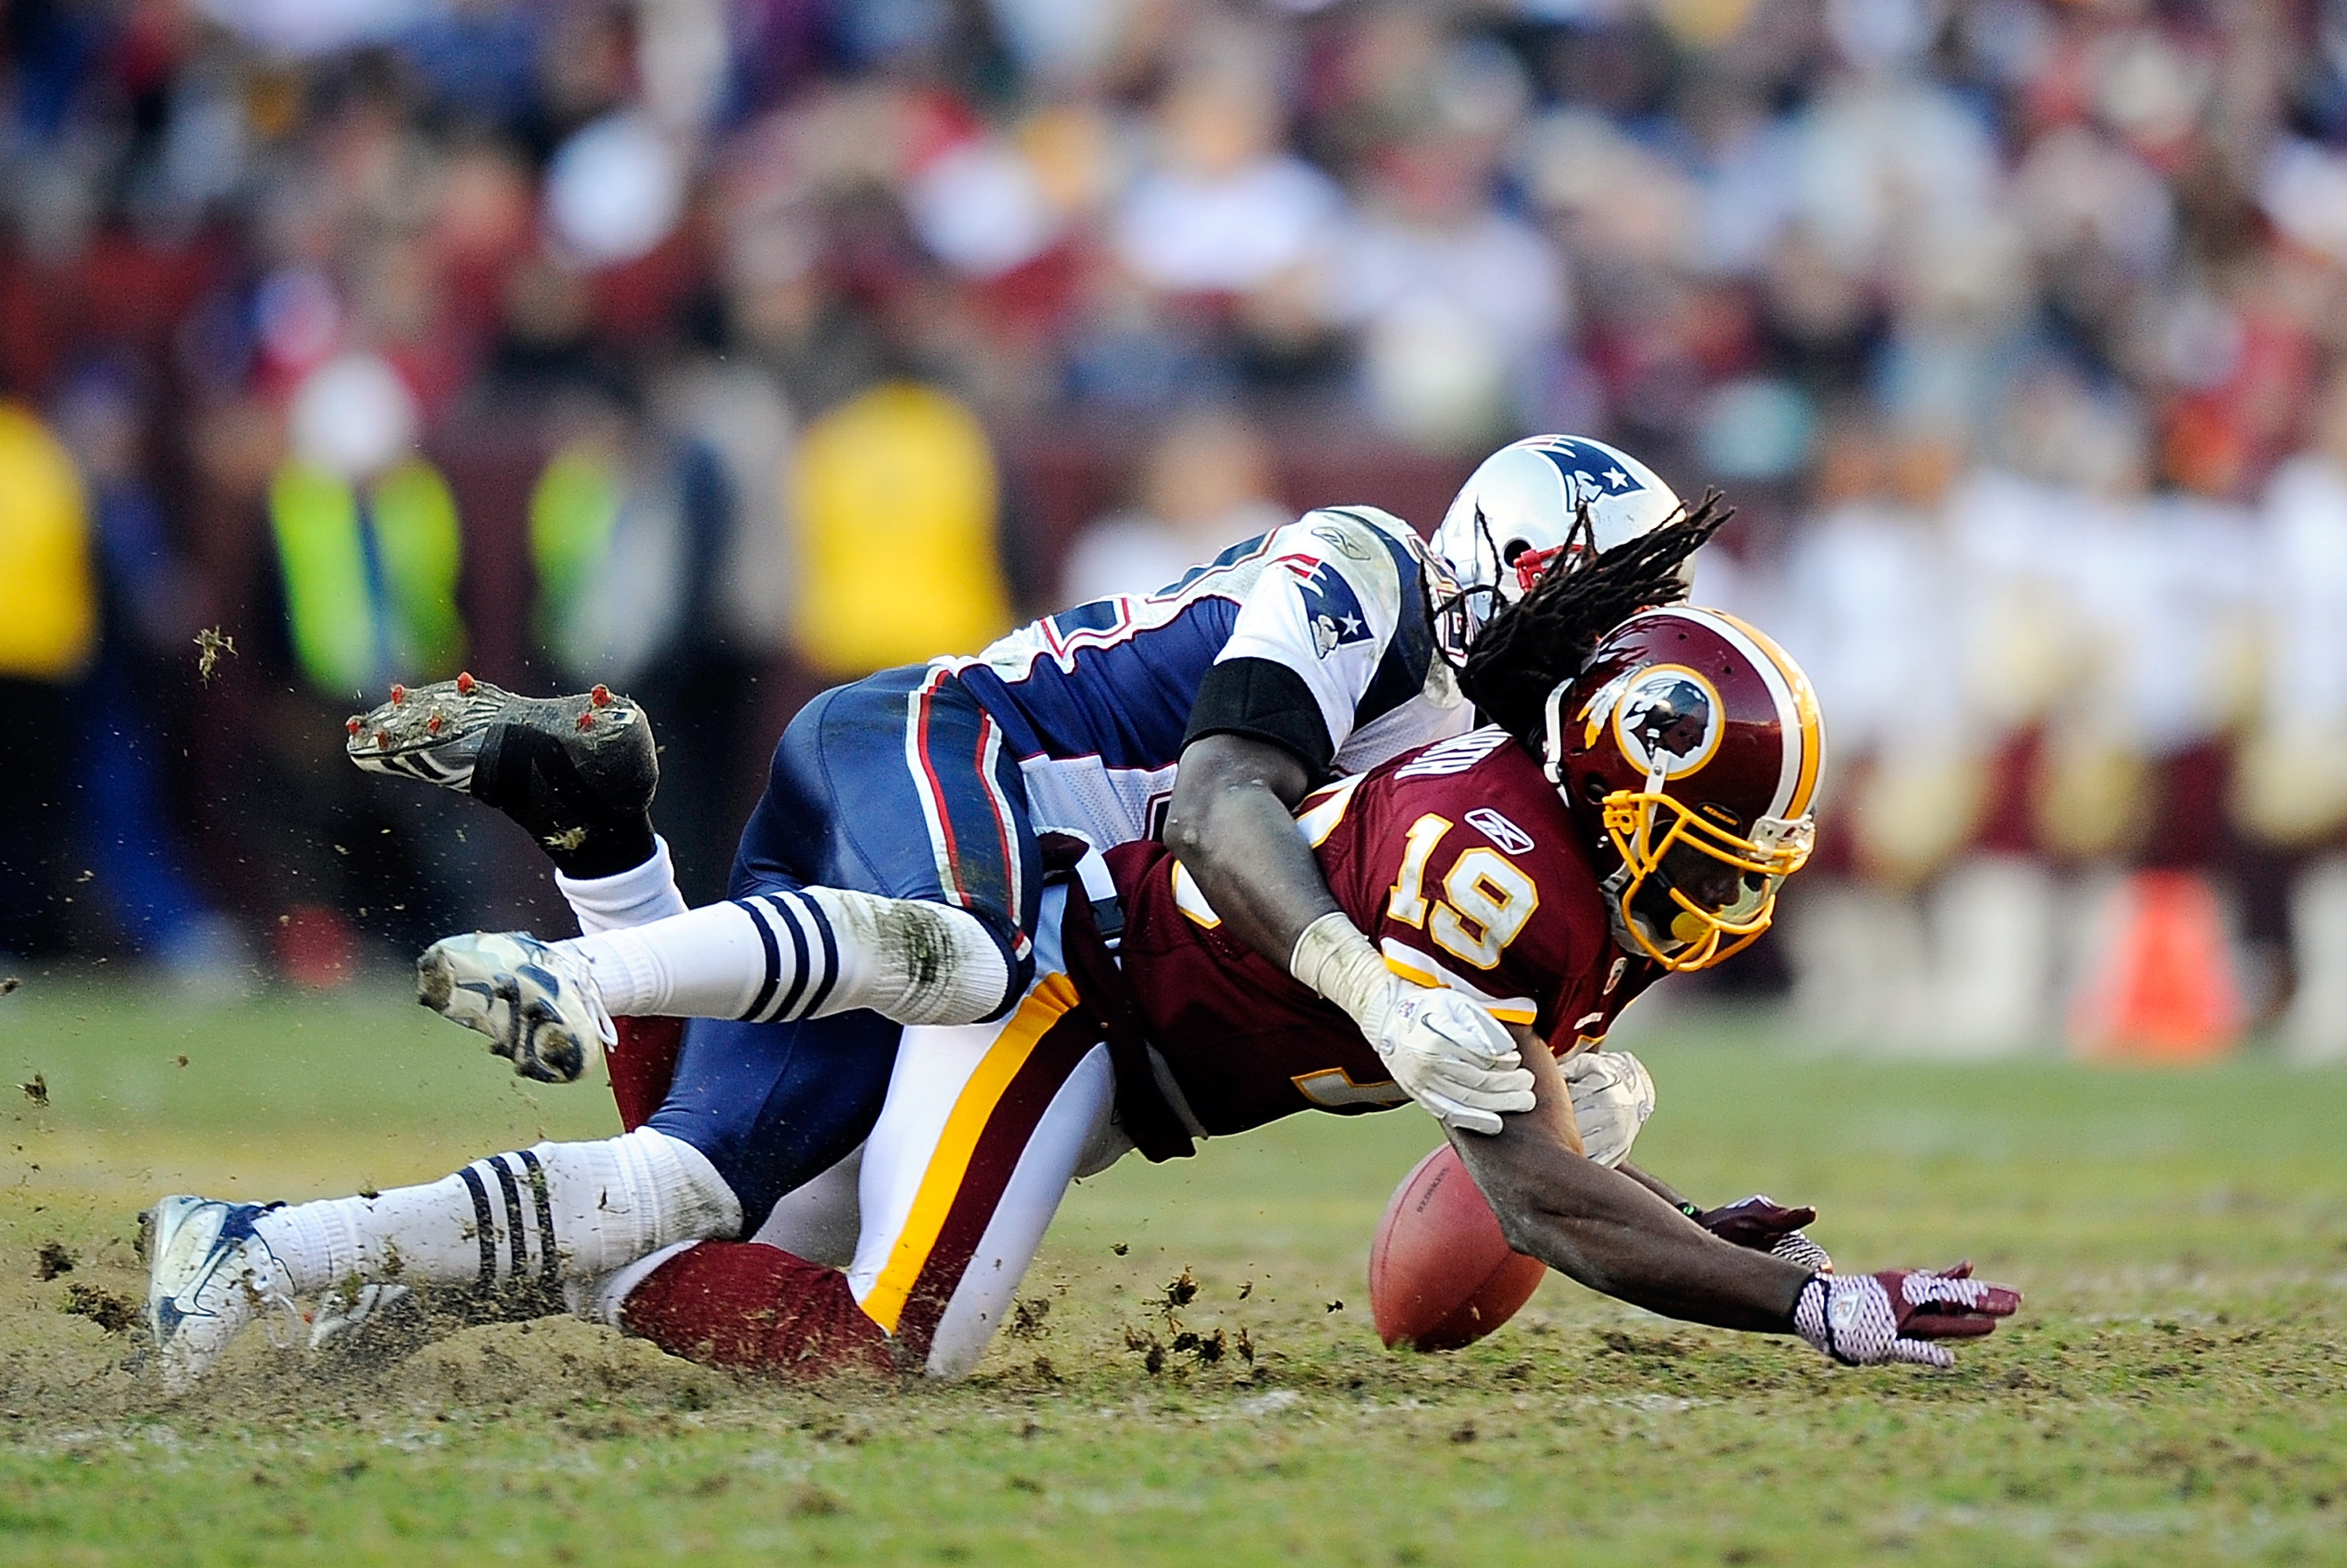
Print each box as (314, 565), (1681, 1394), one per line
(2, 979), (2343, 1565)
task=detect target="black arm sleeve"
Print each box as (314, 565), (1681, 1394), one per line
(1182, 657), (1336, 782)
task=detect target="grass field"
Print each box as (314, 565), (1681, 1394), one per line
(4, 978), (2344, 1566)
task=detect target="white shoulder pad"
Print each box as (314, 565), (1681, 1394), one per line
(1216, 510), (1416, 755)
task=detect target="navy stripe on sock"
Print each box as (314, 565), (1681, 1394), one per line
(795, 893), (842, 1019)
(489, 1156), (531, 1281)
(741, 897), (783, 1022)
(517, 1149), (558, 1286)
(455, 1165), (500, 1288)
(764, 894), (815, 1023)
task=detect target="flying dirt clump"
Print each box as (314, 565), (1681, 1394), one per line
(1124, 1266), (1255, 1377)
(194, 626), (236, 683)
(63, 1285), (139, 1335)
(1005, 1296), (1052, 1340)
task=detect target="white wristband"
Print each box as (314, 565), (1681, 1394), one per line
(1288, 911), (1395, 1031)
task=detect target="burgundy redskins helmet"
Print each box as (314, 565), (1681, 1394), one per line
(1542, 606), (1824, 972)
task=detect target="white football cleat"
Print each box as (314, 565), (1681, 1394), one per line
(417, 930), (616, 1083)
(144, 1195), (300, 1393)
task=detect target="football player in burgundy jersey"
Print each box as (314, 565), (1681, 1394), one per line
(146, 568), (2017, 1388)
(1110, 723), (1652, 1141)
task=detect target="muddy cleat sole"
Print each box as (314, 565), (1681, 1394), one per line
(145, 1195), (299, 1393)
(346, 675), (658, 860)
(418, 930), (615, 1084)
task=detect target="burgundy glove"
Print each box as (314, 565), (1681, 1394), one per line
(1793, 1263), (2022, 1368)
(1696, 1194), (1833, 1272)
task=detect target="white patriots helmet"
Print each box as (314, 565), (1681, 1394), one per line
(1428, 434), (1684, 656)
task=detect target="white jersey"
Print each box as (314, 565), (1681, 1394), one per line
(945, 506), (1472, 852)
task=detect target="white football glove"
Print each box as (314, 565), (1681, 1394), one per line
(1793, 1265), (2022, 1368)
(1289, 914), (1535, 1137)
(1561, 1047), (1655, 1167)
(1366, 982), (1537, 1136)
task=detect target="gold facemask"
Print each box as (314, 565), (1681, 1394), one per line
(1600, 791), (1815, 972)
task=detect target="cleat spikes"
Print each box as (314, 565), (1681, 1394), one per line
(390, 684), (406, 705)
(455, 671), (476, 695)
(346, 716), (362, 737)
(345, 676), (657, 848)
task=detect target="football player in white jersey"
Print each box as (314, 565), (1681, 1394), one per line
(343, 436), (1697, 1245)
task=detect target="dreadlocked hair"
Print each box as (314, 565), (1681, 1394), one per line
(1454, 488), (1733, 744)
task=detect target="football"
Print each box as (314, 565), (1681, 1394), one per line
(1369, 1142), (1549, 1351)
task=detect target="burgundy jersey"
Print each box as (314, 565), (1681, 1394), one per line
(1103, 727), (1662, 1138)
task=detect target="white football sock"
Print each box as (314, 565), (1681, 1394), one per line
(555, 836), (689, 934)
(561, 901), (768, 1020)
(559, 889), (1012, 1027)
(252, 1127), (741, 1295)
(811, 888), (1013, 1024)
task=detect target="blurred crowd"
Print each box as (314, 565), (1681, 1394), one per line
(2, 0), (2346, 1055)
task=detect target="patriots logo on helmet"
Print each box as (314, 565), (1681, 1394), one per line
(1275, 554), (1373, 659)
(1529, 437), (1645, 506)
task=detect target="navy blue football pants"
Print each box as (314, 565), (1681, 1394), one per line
(645, 664), (1046, 1230)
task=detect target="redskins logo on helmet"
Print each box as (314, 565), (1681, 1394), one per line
(1541, 607), (1824, 972)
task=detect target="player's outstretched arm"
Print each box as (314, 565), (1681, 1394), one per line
(1451, 1038), (1809, 1332)
(1449, 1039), (2019, 1361)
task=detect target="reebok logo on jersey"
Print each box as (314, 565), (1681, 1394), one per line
(1275, 554), (1373, 659)
(1464, 808), (1534, 856)
(1309, 524), (1371, 560)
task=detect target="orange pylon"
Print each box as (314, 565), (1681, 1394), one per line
(2069, 871), (2242, 1061)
